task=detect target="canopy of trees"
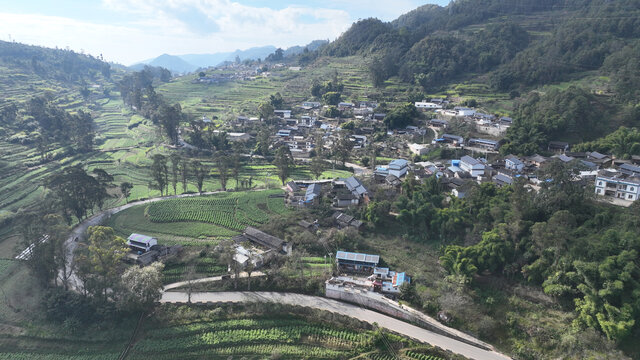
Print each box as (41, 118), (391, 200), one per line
(391, 160), (640, 341)
(45, 166), (110, 224)
(499, 86), (606, 155)
(384, 103), (419, 129)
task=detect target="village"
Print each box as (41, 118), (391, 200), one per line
(113, 85), (640, 336)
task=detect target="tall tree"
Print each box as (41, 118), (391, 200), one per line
(255, 129), (271, 156)
(155, 103), (182, 145)
(310, 156), (325, 180)
(192, 160), (206, 194)
(179, 158), (189, 193)
(269, 92), (284, 109)
(230, 152), (241, 189)
(273, 145), (293, 185)
(151, 154), (168, 196)
(119, 182), (133, 203)
(258, 102), (274, 123)
(75, 226), (128, 300)
(216, 154), (230, 191)
(117, 262), (164, 313)
(169, 153), (181, 195)
(335, 131), (354, 166)
(45, 166), (108, 224)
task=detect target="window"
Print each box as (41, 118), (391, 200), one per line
(629, 194), (634, 200)
(598, 181), (603, 186)
(597, 189), (602, 194)
(631, 187), (635, 192)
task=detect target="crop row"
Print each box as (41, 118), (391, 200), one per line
(162, 262), (227, 284)
(129, 343), (345, 359)
(132, 325), (367, 353)
(145, 190), (286, 231)
(405, 351), (444, 360)
(148, 318), (311, 337)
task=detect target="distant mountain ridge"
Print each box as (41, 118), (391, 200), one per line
(132, 40), (328, 74)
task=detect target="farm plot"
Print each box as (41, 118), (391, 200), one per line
(145, 190), (288, 231)
(128, 315), (370, 360)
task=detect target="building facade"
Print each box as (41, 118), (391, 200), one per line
(595, 171), (640, 201)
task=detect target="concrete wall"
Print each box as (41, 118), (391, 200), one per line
(325, 284), (492, 351)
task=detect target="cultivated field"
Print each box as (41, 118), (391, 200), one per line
(107, 189), (290, 244)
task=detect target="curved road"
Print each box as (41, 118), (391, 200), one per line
(161, 291), (511, 360)
(61, 190), (229, 290)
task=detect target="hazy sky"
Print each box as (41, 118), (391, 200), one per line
(0, 0), (448, 65)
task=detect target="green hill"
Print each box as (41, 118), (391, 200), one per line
(312, 0), (640, 154)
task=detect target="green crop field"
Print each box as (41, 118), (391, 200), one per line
(145, 190), (288, 230)
(163, 256), (226, 284)
(128, 312), (370, 359)
(107, 190), (290, 244)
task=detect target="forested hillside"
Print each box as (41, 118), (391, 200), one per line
(315, 0), (640, 155)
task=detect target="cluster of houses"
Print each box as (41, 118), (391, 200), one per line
(285, 176), (370, 209)
(418, 100), (513, 137)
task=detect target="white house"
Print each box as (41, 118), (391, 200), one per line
(454, 107), (476, 116)
(274, 110), (292, 119)
(505, 155), (525, 172)
(459, 156), (485, 177)
(409, 143), (430, 156)
(415, 101), (442, 110)
(595, 170), (640, 201)
(127, 234), (157, 253)
(388, 159), (409, 178)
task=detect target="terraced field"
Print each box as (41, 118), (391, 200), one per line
(157, 56), (408, 119)
(124, 306), (452, 360)
(128, 313), (371, 359)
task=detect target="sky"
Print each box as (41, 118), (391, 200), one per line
(0, 0), (448, 65)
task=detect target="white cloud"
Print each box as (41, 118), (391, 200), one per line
(1, 0), (408, 64)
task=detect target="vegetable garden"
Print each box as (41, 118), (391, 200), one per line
(145, 190), (289, 231)
(128, 315), (371, 359)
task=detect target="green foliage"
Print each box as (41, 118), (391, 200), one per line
(491, 2), (640, 91)
(322, 91), (342, 106)
(602, 39), (640, 103)
(402, 23), (529, 90)
(364, 201), (391, 226)
(384, 102), (419, 129)
(269, 92), (284, 109)
(500, 87), (606, 155)
(574, 126), (640, 159)
(45, 166), (109, 224)
(324, 105), (341, 118)
(273, 145), (294, 185)
(0, 40), (110, 83)
(572, 250), (640, 341)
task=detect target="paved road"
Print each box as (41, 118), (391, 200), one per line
(161, 291), (511, 360)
